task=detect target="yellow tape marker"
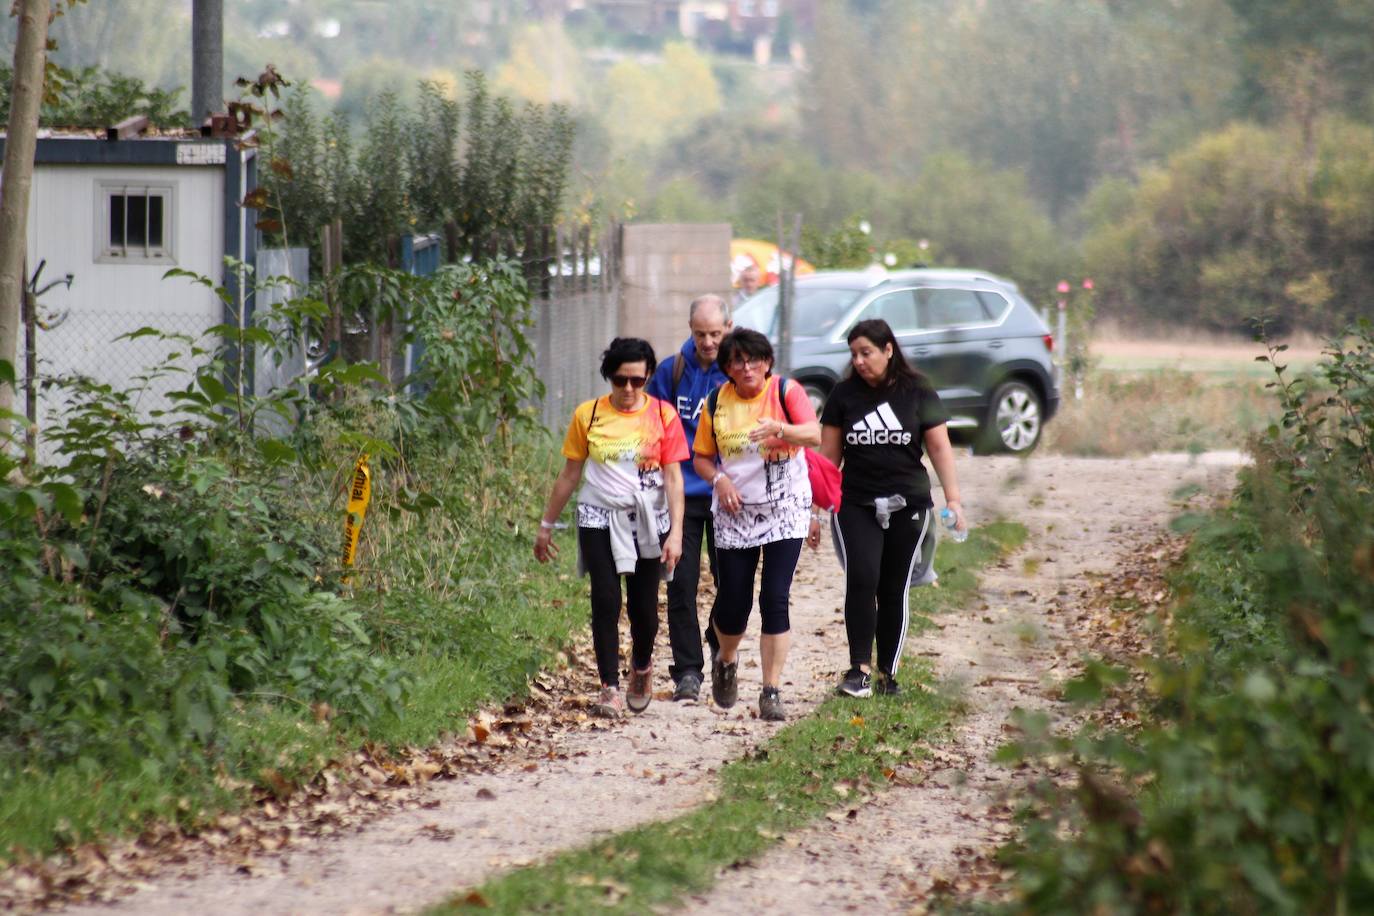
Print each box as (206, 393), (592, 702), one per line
(342, 454), (372, 577)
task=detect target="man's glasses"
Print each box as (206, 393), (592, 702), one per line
(610, 374), (648, 389)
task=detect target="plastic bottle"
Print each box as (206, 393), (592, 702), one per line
(939, 507), (968, 543)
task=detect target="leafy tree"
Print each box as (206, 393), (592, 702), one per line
(1082, 119), (1374, 333)
(0, 63), (188, 128)
(1227, 0), (1374, 120)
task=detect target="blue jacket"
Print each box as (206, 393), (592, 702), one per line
(647, 339), (729, 498)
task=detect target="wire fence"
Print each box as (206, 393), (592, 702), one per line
(24, 308), (220, 460)
(18, 225), (622, 458)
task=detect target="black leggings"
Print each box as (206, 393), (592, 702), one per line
(833, 501), (932, 675)
(578, 526), (661, 687)
(713, 539), (803, 637)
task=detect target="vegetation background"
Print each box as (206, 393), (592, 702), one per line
(6, 0), (1372, 334)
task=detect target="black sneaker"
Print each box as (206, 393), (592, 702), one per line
(673, 670), (703, 703)
(875, 672), (900, 696)
(836, 668), (872, 698)
(712, 657), (738, 708)
(759, 686), (785, 721)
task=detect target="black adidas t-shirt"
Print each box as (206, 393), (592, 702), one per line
(820, 374), (950, 507)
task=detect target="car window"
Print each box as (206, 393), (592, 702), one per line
(851, 289), (920, 334)
(915, 288), (992, 329)
(976, 290), (1012, 319)
(734, 286), (866, 337)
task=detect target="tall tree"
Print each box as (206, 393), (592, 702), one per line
(0, 0), (52, 442)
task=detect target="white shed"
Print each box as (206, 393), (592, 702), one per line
(0, 129), (259, 444)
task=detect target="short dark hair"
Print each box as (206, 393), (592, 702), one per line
(846, 318), (922, 388)
(599, 337), (657, 380)
(717, 328), (774, 377)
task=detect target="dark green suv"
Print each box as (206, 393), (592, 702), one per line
(733, 268), (1060, 453)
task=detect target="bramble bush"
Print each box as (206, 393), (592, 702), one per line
(992, 320), (1374, 914)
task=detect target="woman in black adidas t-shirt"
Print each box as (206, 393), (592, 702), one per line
(818, 318), (967, 698)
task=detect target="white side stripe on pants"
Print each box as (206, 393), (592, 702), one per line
(891, 508), (932, 676)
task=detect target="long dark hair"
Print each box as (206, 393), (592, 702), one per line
(846, 318), (923, 388)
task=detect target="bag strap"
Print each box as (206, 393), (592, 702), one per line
(777, 376), (794, 425)
(670, 354), (686, 404)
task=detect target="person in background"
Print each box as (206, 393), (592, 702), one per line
(817, 318), (966, 698)
(693, 328), (821, 721)
(646, 295), (733, 703)
(534, 338), (686, 718)
(734, 263), (762, 307)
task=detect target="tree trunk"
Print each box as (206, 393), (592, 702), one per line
(0, 0), (52, 444)
(191, 0), (224, 124)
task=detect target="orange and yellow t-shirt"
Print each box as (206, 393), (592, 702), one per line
(694, 377), (816, 548)
(562, 394), (689, 531)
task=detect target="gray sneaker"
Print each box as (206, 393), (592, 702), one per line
(673, 670), (703, 703)
(837, 668), (872, 698)
(711, 657), (738, 708)
(759, 686), (785, 721)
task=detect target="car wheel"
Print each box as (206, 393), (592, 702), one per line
(802, 382), (829, 416)
(980, 380), (1042, 454)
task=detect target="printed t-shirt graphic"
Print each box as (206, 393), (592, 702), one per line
(694, 377), (815, 549)
(820, 375), (949, 507)
(562, 395), (689, 531)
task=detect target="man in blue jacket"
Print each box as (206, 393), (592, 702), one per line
(647, 293), (732, 702)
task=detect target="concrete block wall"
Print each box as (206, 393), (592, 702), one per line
(619, 223), (732, 362)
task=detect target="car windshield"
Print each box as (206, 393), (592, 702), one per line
(733, 286), (867, 338)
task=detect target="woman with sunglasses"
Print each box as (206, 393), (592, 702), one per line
(693, 328), (821, 721)
(817, 318), (966, 699)
(534, 338), (687, 718)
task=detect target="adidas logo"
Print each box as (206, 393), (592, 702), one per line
(846, 402), (913, 445)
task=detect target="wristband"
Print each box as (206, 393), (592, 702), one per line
(539, 519), (557, 530)
(711, 471), (726, 488)
(810, 510), (824, 522)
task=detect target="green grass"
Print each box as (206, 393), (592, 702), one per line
(0, 562), (586, 864)
(429, 521), (1028, 915)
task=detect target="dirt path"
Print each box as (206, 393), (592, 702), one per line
(53, 454), (1240, 916)
(678, 452), (1242, 913)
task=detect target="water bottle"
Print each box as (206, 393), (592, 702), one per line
(940, 507), (968, 543)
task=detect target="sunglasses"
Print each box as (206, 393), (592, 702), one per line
(610, 374), (648, 389)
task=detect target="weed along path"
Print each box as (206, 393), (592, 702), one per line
(46, 454), (1241, 916)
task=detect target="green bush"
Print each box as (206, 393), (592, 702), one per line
(994, 320), (1374, 914)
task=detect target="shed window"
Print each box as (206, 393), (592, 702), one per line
(99, 183), (174, 261)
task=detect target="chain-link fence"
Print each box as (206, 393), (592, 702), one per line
(526, 224), (621, 432)
(24, 306), (221, 460)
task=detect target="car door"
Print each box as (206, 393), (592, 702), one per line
(906, 286), (1002, 412)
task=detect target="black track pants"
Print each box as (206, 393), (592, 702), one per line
(832, 501), (932, 675)
(665, 496), (716, 681)
(578, 526), (661, 687)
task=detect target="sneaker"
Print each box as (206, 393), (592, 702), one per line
(673, 670), (703, 703)
(875, 672), (901, 696)
(627, 662), (653, 714)
(594, 685), (624, 718)
(712, 657), (739, 708)
(836, 668), (872, 698)
(759, 686), (785, 721)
